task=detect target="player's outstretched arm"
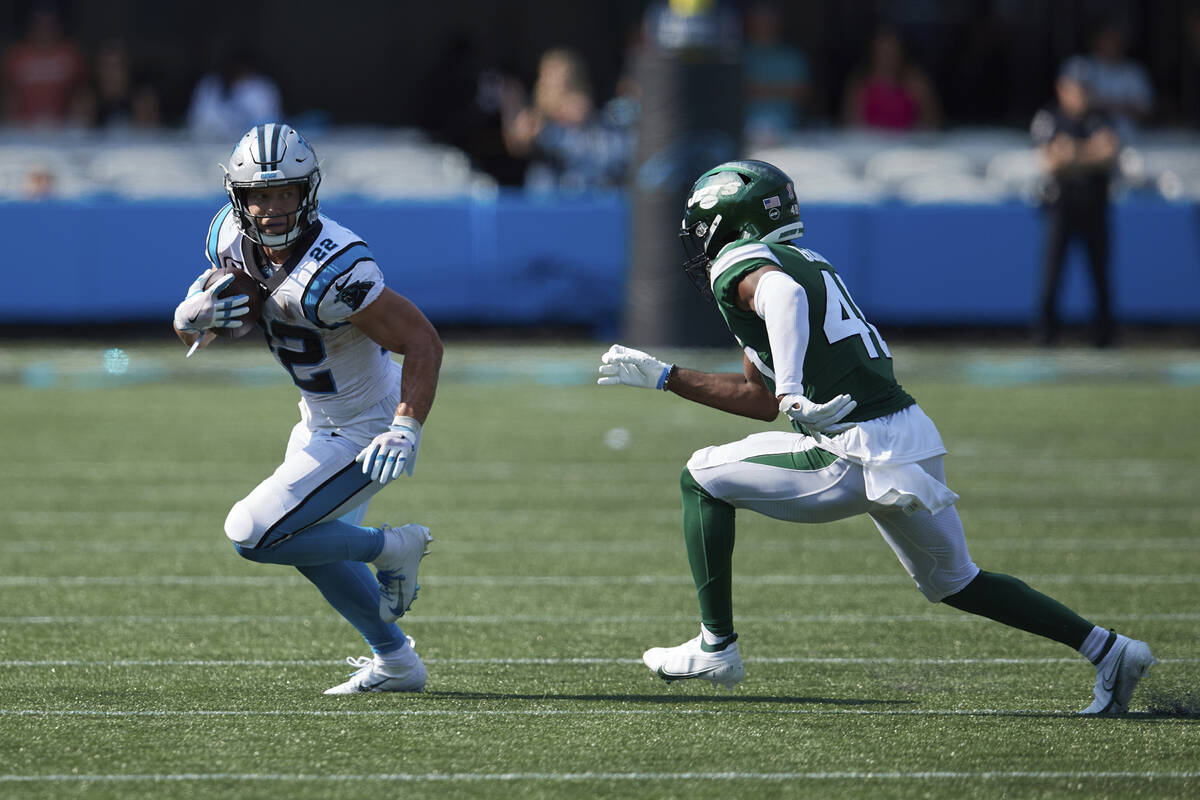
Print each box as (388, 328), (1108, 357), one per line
(598, 345), (777, 421)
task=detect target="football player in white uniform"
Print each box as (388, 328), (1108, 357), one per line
(599, 160), (1155, 714)
(173, 123), (443, 694)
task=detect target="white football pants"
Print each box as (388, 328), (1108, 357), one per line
(686, 431), (980, 601)
(224, 389), (401, 549)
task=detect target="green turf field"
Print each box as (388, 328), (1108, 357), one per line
(1, 341), (1198, 799)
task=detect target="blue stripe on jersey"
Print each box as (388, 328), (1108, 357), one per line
(205, 203), (234, 267)
(301, 242), (374, 328)
(256, 461), (374, 549)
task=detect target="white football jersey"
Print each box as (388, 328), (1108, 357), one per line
(205, 203), (400, 423)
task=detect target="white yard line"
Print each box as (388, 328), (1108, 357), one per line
(2, 573), (1199, 587)
(5, 533), (1200, 553)
(0, 708), (1194, 719)
(3, 656), (1198, 667)
(0, 770), (1198, 783)
(1, 612), (1197, 625)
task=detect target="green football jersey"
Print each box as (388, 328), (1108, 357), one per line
(709, 240), (914, 425)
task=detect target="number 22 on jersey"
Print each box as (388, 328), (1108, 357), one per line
(821, 271), (891, 359)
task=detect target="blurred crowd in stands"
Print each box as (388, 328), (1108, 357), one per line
(1, 0), (1199, 202)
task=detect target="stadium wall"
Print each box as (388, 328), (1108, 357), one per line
(2, 194), (1197, 336)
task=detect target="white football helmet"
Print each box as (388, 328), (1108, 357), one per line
(223, 123), (321, 248)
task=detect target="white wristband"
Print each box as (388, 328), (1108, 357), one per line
(390, 415), (421, 433)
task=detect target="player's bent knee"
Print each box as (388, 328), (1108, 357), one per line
(224, 500), (263, 547)
(918, 563), (981, 603)
(233, 542), (264, 562)
(681, 464), (713, 499)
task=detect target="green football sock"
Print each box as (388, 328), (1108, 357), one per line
(942, 570), (1094, 648)
(680, 467), (737, 638)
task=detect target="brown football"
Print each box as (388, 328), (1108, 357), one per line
(204, 267), (264, 339)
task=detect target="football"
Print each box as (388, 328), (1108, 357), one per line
(204, 267), (264, 338)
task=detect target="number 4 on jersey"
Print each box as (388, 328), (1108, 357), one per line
(821, 271), (891, 359)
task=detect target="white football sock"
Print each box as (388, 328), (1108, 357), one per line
(701, 623), (732, 647)
(375, 640), (414, 672)
(1079, 625), (1114, 664)
(372, 526), (403, 565)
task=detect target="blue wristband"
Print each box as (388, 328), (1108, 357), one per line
(656, 365), (672, 390)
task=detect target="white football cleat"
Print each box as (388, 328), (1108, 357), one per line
(1080, 633), (1156, 715)
(643, 633), (745, 689)
(323, 637), (427, 695)
(374, 524), (433, 623)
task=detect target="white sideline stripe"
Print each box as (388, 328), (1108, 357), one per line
(3, 573), (1198, 587)
(2, 612), (1198, 625)
(1, 770), (1198, 783)
(4, 656), (1198, 667)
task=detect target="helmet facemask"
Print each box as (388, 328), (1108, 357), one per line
(679, 214), (722, 299)
(223, 123), (321, 249)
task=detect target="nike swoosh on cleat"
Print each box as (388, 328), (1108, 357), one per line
(657, 666), (719, 681)
(1099, 653), (1122, 692)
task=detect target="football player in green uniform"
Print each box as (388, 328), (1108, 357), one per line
(598, 160), (1154, 714)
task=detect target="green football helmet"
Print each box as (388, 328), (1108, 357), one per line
(679, 160), (804, 295)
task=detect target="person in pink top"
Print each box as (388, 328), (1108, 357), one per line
(1, 4), (86, 126)
(842, 27), (940, 131)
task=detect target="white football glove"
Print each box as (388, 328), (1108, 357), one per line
(355, 416), (422, 485)
(597, 344), (673, 390)
(779, 392), (857, 435)
(173, 268), (250, 333)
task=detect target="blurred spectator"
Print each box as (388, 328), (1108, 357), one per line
(416, 31), (526, 187)
(1059, 20), (1153, 144)
(1, 2), (86, 127)
(742, 0), (813, 146)
(501, 47), (635, 193)
(74, 38), (160, 129)
(22, 164), (54, 199)
(1030, 73), (1119, 348)
(186, 42), (282, 138)
(842, 27), (940, 131)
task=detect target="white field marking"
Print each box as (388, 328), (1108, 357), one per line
(0, 708), (1198, 721)
(5, 533), (1200, 554)
(7, 506), (1200, 524)
(2, 612), (1197, 626)
(4, 656), (1199, 668)
(2, 574), (1200, 588)
(0, 770), (1199, 784)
